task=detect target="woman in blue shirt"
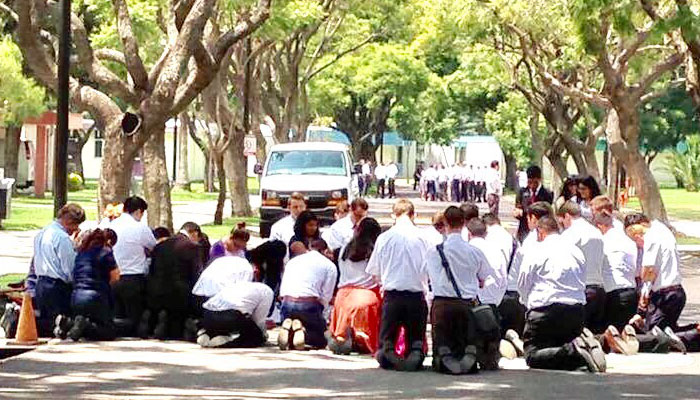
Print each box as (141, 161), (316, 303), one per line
(54, 229), (120, 341)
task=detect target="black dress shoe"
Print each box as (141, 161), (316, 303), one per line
(153, 310), (168, 340)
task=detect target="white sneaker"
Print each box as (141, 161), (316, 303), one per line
(208, 333), (241, 348)
(505, 329), (524, 356)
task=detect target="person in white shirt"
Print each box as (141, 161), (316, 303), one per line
(468, 219), (506, 308)
(474, 166), (485, 203)
(374, 163), (388, 199)
(625, 213), (685, 332)
(269, 192), (306, 260)
(386, 161), (399, 198)
(328, 218), (383, 355)
(437, 164), (449, 202)
(110, 196), (157, 335)
(459, 162), (470, 202)
(486, 161), (503, 216)
(278, 239), (338, 350)
(557, 201), (607, 334)
(367, 199), (430, 371)
(424, 164), (438, 201)
(192, 256), (255, 299)
(450, 164), (462, 202)
(424, 206), (490, 374)
(423, 211), (446, 247)
(590, 196), (638, 332)
(518, 216), (606, 373)
(197, 281), (274, 348)
(465, 165), (476, 201)
(322, 198), (369, 252)
(362, 161), (373, 196)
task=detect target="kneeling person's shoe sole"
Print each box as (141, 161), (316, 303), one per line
(460, 345), (479, 374)
(291, 319), (306, 350)
(278, 318), (293, 350)
(573, 337), (599, 373)
(581, 328), (607, 372)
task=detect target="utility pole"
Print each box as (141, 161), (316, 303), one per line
(54, 0), (71, 217)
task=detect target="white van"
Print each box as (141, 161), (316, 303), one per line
(256, 142), (360, 237)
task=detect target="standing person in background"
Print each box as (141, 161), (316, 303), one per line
(110, 196), (157, 336)
(513, 166), (554, 242)
(386, 161), (399, 199)
(413, 162), (423, 191)
(577, 176), (602, 222)
(451, 164), (463, 203)
(270, 192), (307, 260)
(437, 164), (449, 202)
(362, 161), (373, 197)
(357, 160), (366, 196)
(34, 204), (86, 337)
(424, 164), (438, 201)
(486, 161), (503, 216)
(467, 165), (476, 202)
(460, 162), (471, 202)
(473, 167), (483, 203)
(375, 162), (387, 199)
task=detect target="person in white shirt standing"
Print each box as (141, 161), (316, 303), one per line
(486, 161), (503, 216)
(110, 196), (157, 336)
(278, 239), (338, 350)
(557, 201), (607, 334)
(322, 198), (369, 252)
(590, 196), (638, 332)
(437, 164), (449, 202)
(450, 164), (462, 202)
(518, 216), (607, 373)
(624, 213), (685, 332)
(269, 192), (306, 260)
(424, 206), (491, 374)
(424, 164), (438, 201)
(375, 162), (387, 199)
(367, 199), (430, 371)
(386, 161), (399, 199)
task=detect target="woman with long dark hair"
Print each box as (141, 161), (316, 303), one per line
(555, 175), (580, 211)
(54, 229), (120, 341)
(578, 175), (602, 221)
(328, 217), (383, 355)
(288, 210), (320, 257)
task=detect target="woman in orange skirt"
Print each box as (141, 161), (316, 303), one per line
(329, 218), (383, 355)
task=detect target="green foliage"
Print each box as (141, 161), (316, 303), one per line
(667, 135), (700, 192)
(640, 87), (698, 160)
(0, 37), (46, 126)
(484, 92), (533, 165)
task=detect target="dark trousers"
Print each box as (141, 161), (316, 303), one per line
(35, 276), (72, 337)
(646, 286), (686, 331)
(147, 283), (192, 339)
(498, 291), (526, 336)
(677, 327), (700, 353)
(363, 176), (372, 196)
(431, 297), (474, 360)
(439, 182), (448, 201)
(524, 303), (586, 371)
(605, 287), (638, 330)
(202, 309), (265, 348)
(427, 181), (436, 201)
(585, 285), (607, 334)
(112, 274), (146, 336)
(379, 291), (428, 355)
(377, 179), (386, 198)
(467, 181), (476, 201)
(280, 300), (327, 348)
(461, 181), (470, 202)
(388, 178), (396, 198)
(72, 288), (116, 341)
(451, 180), (462, 202)
(487, 194), (500, 216)
(358, 176), (365, 196)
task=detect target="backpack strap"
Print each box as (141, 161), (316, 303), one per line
(436, 243), (462, 299)
(507, 237), (518, 274)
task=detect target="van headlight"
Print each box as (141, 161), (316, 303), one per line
(331, 190), (343, 199)
(262, 190), (281, 206)
(267, 191), (278, 199)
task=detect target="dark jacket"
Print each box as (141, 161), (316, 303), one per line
(515, 186), (554, 242)
(147, 234), (202, 312)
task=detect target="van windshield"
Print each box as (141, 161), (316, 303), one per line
(266, 150), (347, 176)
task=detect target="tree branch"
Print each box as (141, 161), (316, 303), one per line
(213, 0), (272, 63)
(94, 49), (127, 65)
(633, 52), (683, 99)
(304, 34), (376, 83)
(111, 0), (150, 91)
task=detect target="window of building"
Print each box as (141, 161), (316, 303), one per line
(94, 130), (104, 158)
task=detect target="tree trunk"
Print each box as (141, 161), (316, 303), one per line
(225, 128), (253, 217)
(583, 144), (601, 183)
(607, 108), (667, 221)
(213, 152), (226, 225)
(504, 152), (518, 191)
(99, 120), (134, 212)
(142, 125), (173, 231)
(529, 108), (544, 168)
(175, 113), (191, 190)
(3, 125), (21, 192)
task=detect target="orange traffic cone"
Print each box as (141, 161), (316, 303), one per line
(11, 292), (39, 345)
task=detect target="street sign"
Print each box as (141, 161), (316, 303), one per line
(244, 135), (257, 156)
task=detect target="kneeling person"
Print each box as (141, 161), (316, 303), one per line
(278, 240), (338, 350)
(518, 217), (607, 373)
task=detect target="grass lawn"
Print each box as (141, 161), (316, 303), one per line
(0, 273), (25, 291)
(201, 216), (261, 240)
(626, 189), (700, 221)
(678, 236), (700, 245)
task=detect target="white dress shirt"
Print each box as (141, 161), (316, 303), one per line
(643, 220), (682, 291)
(203, 282), (274, 331)
(509, 230), (537, 291)
(362, 163), (371, 176)
(485, 168), (503, 196)
(337, 248), (377, 289)
(423, 167), (437, 182)
(279, 251), (338, 307)
(270, 215), (296, 246)
(486, 224), (517, 270)
(561, 218), (605, 286)
(470, 237), (507, 305)
(374, 165), (387, 180)
(424, 233), (489, 300)
(192, 256), (254, 298)
(465, 168), (475, 182)
(601, 227), (637, 292)
(366, 216), (429, 293)
(437, 168), (449, 183)
(422, 226), (445, 247)
(518, 234), (586, 309)
(386, 163), (399, 179)
(322, 215), (355, 251)
(110, 213), (157, 275)
(450, 166), (462, 181)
